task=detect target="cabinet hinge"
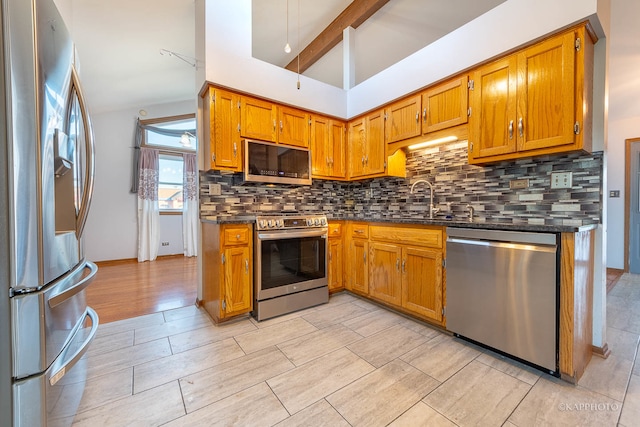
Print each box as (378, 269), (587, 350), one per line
(384, 161), (387, 169)
(442, 258), (446, 268)
(575, 37), (581, 52)
(469, 142), (474, 152)
(467, 107), (472, 117)
(384, 113), (388, 121)
(212, 153), (216, 161)
(574, 121), (580, 135)
(211, 93), (215, 103)
(237, 100), (241, 109)
(468, 80), (474, 90)
(237, 123), (241, 133)
(308, 118), (312, 125)
(221, 253), (225, 264)
(442, 307), (445, 316)
(222, 300), (227, 310)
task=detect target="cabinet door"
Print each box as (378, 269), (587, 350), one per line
(516, 31), (576, 152)
(279, 105), (310, 147)
(329, 120), (346, 178)
(241, 96), (277, 142)
(348, 118), (367, 178)
(401, 246), (443, 322)
(328, 237), (344, 292)
(369, 242), (402, 306)
(385, 95), (421, 143)
(310, 115), (330, 177)
(222, 245), (252, 318)
(347, 238), (368, 294)
(422, 75), (468, 134)
(469, 55), (517, 159)
(212, 89), (241, 171)
(366, 110), (386, 175)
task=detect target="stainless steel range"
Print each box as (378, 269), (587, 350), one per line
(253, 214), (329, 321)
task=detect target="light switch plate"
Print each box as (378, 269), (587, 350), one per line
(550, 172), (572, 189)
(209, 183), (221, 195)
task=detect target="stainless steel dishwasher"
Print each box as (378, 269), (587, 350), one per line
(446, 227), (559, 375)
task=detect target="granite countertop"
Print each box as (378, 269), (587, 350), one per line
(201, 215), (598, 233)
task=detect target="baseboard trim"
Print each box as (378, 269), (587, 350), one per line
(592, 343), (611, 359)
(96, 254), (187, 267)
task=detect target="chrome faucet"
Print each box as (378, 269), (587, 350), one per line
(410, 179), (439, 219)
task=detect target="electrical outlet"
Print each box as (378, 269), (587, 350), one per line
(510, 179), (529, 189)
(161, 241), (169, 246)
(550, 172), (572, 189)
(209, 183), (221, 195)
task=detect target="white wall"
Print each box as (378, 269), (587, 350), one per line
(84, 100), (196, 262)
(606, 0), (640, 270)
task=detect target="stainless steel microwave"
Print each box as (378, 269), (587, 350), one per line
(244, 139), (312, 185)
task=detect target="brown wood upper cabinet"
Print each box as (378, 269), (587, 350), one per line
(311, 115), (346, 179)
(202, 87), (242, 172)
(384, 75), (469, 144)
(349, 109), (406, 180)
(240, 96), (310, 148)
(468, 24), (594, 164)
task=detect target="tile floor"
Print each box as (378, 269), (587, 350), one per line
(60, 275), (640, 426)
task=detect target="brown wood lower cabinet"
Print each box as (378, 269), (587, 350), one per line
(201, 222), (253, 323)
(345, 222), (445, 326)
(328, 222), (344, 293)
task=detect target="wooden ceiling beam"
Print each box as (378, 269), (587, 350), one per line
(285, 0), (390, 74)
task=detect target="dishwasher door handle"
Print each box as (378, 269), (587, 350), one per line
(447, 237), (557, 253)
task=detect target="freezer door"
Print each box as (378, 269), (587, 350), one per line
(12, 260), (97, 379)
(13, 307), (98, 427)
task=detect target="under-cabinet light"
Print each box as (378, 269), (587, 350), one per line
(408, 135), (458, 150)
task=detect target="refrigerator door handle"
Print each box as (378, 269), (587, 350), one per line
(71, 66), (95, 239)
(48, 260), (98, 308)
(49, 307), (99, 386)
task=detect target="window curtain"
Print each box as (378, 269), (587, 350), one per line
(137, 148), (160, 262)
(131, 118), (196, 193)
(182, 153), (198, 257)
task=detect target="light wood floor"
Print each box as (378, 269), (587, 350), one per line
(86, 255), (197, 324)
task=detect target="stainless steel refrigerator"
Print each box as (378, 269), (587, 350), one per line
(1, 0), (99, 425)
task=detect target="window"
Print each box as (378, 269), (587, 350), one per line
(140, 114), (196, 213)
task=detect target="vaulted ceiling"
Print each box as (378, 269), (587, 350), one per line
(61, 0), (505, 114)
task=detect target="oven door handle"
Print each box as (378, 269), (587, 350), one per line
(258, 229), (328, 240)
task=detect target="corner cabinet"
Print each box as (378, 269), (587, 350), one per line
(202, 87), (242, 171)
(201, 222), (253, 323)
(468, 23), (594, 164)
(348, 110), (406, 180)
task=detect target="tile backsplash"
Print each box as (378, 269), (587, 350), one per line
(200, 142), (602, 226)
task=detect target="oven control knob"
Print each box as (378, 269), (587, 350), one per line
(306, 218), (313, 226)
(259, 220), (267, 229)
(314, 218), (320, 226)
(320, 218), (327, 226)
(268, 219), (274, 228)
(276, 219), (283, 228)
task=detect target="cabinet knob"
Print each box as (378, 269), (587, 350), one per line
(236, 234), (241, 239)
(422, 108), (427, 122)
(245, 259), (249, 273)
(233, 142), (237, 157)
(415, 112), (419, 123)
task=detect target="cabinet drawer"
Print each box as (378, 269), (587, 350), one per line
(223, 226), (251, 245)
(329, 223), (342, 238)
(349, 223), (369, 239)
(370, 225), (442, 249)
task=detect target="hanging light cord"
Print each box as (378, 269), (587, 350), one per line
(297, 0), (300, 89)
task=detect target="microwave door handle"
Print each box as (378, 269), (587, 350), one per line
(71, 66), (95, 239)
